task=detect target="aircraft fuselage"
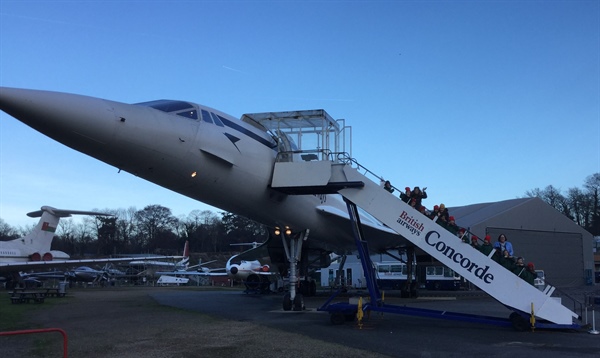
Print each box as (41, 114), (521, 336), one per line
(0, 88), (374, 253)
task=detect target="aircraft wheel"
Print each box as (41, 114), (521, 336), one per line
(510, 312), (529, 332)
(410, 288), (419, 298)
(283, 293), (292, 311)
(299, 280), (309, 296)
(330, 313), (345, 325)
(400, 288), (410, 298)
(310, 280), (317, 296)
(245, 274), (260, 290)
(259, 276), (270, 292)
(293, 293), (304, 311)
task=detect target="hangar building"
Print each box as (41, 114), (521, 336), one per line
(450, 197), (594, 287)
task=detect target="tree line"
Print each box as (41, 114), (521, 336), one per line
(1, 173), (598, 256)
(524, 173), (600, 236)
(0, 205), (267, 257)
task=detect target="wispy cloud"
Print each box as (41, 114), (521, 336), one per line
(222, 65), (247, 74)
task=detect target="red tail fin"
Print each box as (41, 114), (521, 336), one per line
(183, 240), (189, 258)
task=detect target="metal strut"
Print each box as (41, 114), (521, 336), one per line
(343, 198), (382, 305)
(281, 229), (309, 311)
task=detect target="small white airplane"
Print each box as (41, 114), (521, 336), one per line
(226, 258), (274, 292)
(128, 241), (190, 278)
(225, 241), (275, 292)
(64, 266), (109, 283)
(156, 275), (189, 286)
(0, 205), (183, 288)
(0, 87), (403, 309)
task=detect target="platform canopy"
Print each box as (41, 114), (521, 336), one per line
(241, 109), (339, 132)
(241, 109), (350, 158)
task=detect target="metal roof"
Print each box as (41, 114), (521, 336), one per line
(241, 109), (339, 132)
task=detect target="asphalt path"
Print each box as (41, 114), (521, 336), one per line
(151, 289), (600, 357)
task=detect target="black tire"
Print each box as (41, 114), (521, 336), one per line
(293, 293), (304, 311)
(345, 313), (356, 322)
(283, 293), (292, 311)
(510, 313), (530, 331)
(310, 280), (317, 296)
(245, 274), (260, 290)
(299, 280), (309, 296)
(259, 276), (270, 293)
(330, 313), (345, 325)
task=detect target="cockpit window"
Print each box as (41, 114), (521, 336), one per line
(135, 100), (198, 119)
(211, 113), (225, 127)
(176, 110), (198, 119)
(136, 100), (193, 112)
(201, 109), (213, 124)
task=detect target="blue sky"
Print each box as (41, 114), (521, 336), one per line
(1, 0), (599, 228)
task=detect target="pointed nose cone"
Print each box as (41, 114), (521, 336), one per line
(0, 87), (118, 151)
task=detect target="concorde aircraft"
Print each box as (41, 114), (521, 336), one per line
(0, 87), (405, 309)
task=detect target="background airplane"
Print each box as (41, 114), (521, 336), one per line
(0, 206), (110, 266)
(128, 241), (190, 279)
(0, 205), (183, 288)
(0, 88), (403, 309)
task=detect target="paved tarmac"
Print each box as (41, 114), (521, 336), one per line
(151, 287), (600, 358)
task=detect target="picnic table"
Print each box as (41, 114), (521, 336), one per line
(8, 288), (66, 303)
(8, 291), (46, 304)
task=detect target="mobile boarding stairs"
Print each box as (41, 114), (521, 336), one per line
(270, 153), (583, 331)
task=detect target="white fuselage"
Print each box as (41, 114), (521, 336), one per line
(0, 88), (399, 255)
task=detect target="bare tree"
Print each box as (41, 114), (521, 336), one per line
(566, 187), (592, 227)
(134, 205), (179, 253)
(525, 185), (569, 215)
(220, 212), (267, 251)
(0, 218), (18, 241)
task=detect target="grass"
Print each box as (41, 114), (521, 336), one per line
(0, 291), (72, 331)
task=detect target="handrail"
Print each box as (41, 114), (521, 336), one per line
(543, 279), (585, 320)
(0, 327), (68, 357)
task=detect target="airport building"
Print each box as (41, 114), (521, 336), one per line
(450, 197), (595, 287)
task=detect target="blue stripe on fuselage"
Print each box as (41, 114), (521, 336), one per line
(218, 117), (277, 149)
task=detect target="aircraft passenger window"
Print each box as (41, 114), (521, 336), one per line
(211, 113), (225, 127)
(201, 109), (214, 124)
(176, 110), (198, 120)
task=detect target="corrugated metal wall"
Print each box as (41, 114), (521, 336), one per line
(486, 227), (584, 287)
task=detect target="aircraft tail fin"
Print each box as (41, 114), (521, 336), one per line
(177, 241), (190, 269)
(22, 206), (112, 260)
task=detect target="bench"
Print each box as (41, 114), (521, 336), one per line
(8, 291), (46, 304)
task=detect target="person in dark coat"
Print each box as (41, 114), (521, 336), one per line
(438, 203), (450, 222)
(479, 235), (495, 257)
(411, 186), (427, 211)
(383, 180), (394, 193)
(446, 216), (459, 236)
(400, 187), (411, 203)
(523, 262), (537, 286)
(470, 235), (481, 250)
(428, 205), (440, 220)
(512, 257), (526, 276)
(499, 250), (516, 271)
